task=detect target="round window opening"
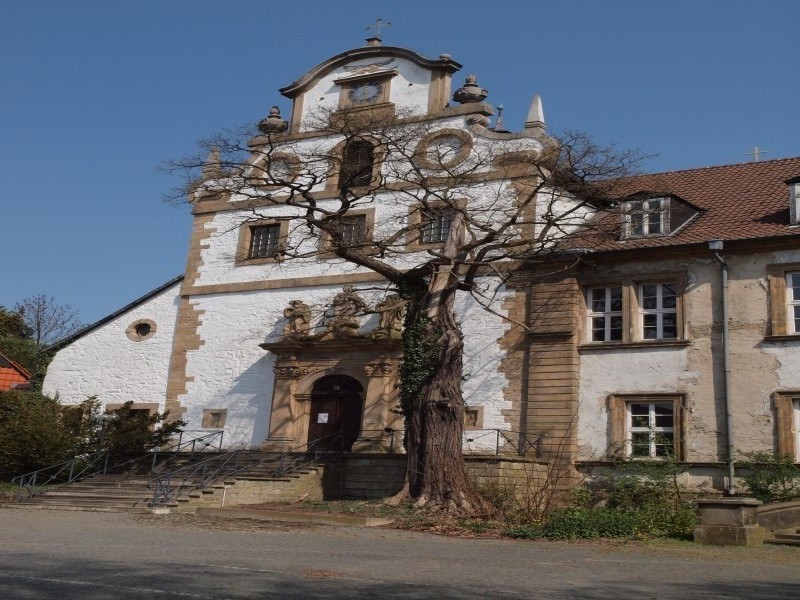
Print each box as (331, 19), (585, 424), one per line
(126, 319), (157, 342)
(135, 323), (152, 338)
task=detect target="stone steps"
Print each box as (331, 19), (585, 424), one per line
(765, 528), (800, 546)
(14, 451), (323, 513)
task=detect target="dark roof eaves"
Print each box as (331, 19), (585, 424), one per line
(49, 275), (185, 350)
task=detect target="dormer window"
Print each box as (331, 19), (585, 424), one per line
(624, 197), (668, 238)
(620, 194), (698, 240)
(787, 177), (800, 225)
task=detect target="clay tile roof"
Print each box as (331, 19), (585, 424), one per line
(0, 351), (31, 391)
(589, 156), (800, 251)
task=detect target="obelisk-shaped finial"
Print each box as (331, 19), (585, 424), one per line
(525, 94), (546, 131)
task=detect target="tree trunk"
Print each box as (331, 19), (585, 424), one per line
(396, 212), (485, 513)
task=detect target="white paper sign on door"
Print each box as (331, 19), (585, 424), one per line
(317, 413), (329, 424)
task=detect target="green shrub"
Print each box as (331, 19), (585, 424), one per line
(0, 390), (76, 475)
(738, 451), (800, 502)
(540, 508), (640, 540)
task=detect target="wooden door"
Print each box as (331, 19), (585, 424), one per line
(307, 375), (364, 451)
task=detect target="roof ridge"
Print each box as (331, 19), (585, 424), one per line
(632, 155), (800, 179)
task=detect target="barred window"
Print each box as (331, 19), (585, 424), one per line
(249, 224), (281, 259)
(334, 215), (367, 247)
(340, 141), (374, 190)
(421, 209), (455, 244)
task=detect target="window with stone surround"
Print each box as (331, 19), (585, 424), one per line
(766, 264), (800, 338)
(236, 218), (289, 265)
(421, 208), (455, 244)
(582, 277), (684, 345)
(620, 195), (697, 240)
(609, 394), (684, 460)
(773, 392), (800, 460)
(340, 140), (375, 190)
(318, 209), (375, 256)
(202, 409), (227, 429)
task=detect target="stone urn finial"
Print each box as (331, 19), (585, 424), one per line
(453, 74), (488, 104)
(258, 106), (289, 134)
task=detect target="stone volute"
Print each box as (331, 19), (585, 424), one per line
(453, 74), (488, 104)
(258, 106), (289, 134)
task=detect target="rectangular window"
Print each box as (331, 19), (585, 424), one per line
(249, 224), (281, 259)
(201, 408), (227, 429)
(421, 209), (455, 244)
(787, 272), (800, 334)
(609, 394), (683, 460)
(583, 279), (682, 344)
(628, 401), (675, 458)
(624, 197), (669, 238)
(640, 282), (678, 340)
(794, 399), (800, 461)
(587, 286), (623, 341)
(336, 214), (367, 247)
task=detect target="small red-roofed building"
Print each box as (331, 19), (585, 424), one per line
(0, 351), (31, 391)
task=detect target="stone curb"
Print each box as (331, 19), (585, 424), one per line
(195, 507), (393, 527)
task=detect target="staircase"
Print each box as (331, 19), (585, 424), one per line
(13, 450), (326, 513)
(766, 527), (800, 546)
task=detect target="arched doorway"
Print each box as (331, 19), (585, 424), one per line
(307, 375), (364, 451)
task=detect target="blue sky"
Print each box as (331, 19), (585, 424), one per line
(1, 0), (798, 325)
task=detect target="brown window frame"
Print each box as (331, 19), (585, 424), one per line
(236, 218), (290, 265)
(767, 263), (800, 338)
(608, 394), (685, 460)
(318, 208), (376, 256)
(202, 408), (228, 430)
(580, 274), (686, 347)
(406, 199), (466, 251)
(774, 392), (800, 460)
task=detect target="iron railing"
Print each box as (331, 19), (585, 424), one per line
(12, 449), (112, 501)
(12, 429), (225, 501)
(463, 428), (543, 457)
(147, 429), (346, 507)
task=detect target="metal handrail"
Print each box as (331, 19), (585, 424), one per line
(12, 430), (224, 501)
(12, 449), (111, 500)
(150, 430), (225, 472)
(147, 428), (377, 507)
(463, 428), (543, 457)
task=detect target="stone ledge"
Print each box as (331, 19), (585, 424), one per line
(196, 507), (393, 527)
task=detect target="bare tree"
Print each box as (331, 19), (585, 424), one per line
(15, 294), (82, 348)
(166, 105), (643, 512)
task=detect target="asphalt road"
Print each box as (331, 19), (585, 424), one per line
(1, 508), (799, 599)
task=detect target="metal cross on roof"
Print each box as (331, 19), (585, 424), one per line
(367, 18), (391, 41)
(746, 146), (769, 162)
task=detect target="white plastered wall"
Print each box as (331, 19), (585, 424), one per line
(43, 281), (181, 410)
(577, 249), (800, 464)
(181, 281), (514, 450)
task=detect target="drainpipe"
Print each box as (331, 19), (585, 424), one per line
(708, 240), (736, 495)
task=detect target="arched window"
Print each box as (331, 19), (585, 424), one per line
(340, 140), (375, 190)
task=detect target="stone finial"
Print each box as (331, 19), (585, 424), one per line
(525, 94), (546, 131)
(201, 147), (222, 180)
(453, 74), (488, 104)
(258, 106), (289, 135)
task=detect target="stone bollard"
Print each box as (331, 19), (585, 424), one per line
(693, 498), (765, 546)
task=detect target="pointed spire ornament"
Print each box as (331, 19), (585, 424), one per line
(201, 146), (222, 180)
(494, 104), (509, 133)
(524, 94), (546, 131)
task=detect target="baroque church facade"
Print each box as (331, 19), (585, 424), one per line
(43, 38), (800, 492)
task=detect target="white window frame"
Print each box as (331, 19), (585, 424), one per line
(624, 197), (669, 238)
(639, 282), (678, 340)
(790, 182), (800, 226)
(627, 401), (676, 459)
(786, 272), (800, 334)
(586, 286), (623, 342)
(794, 398), (800, 461)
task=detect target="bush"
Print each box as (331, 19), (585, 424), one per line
(540, 508), (640, 540)
(0, 390), (76, 475)
(738, 451), (800, 502)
